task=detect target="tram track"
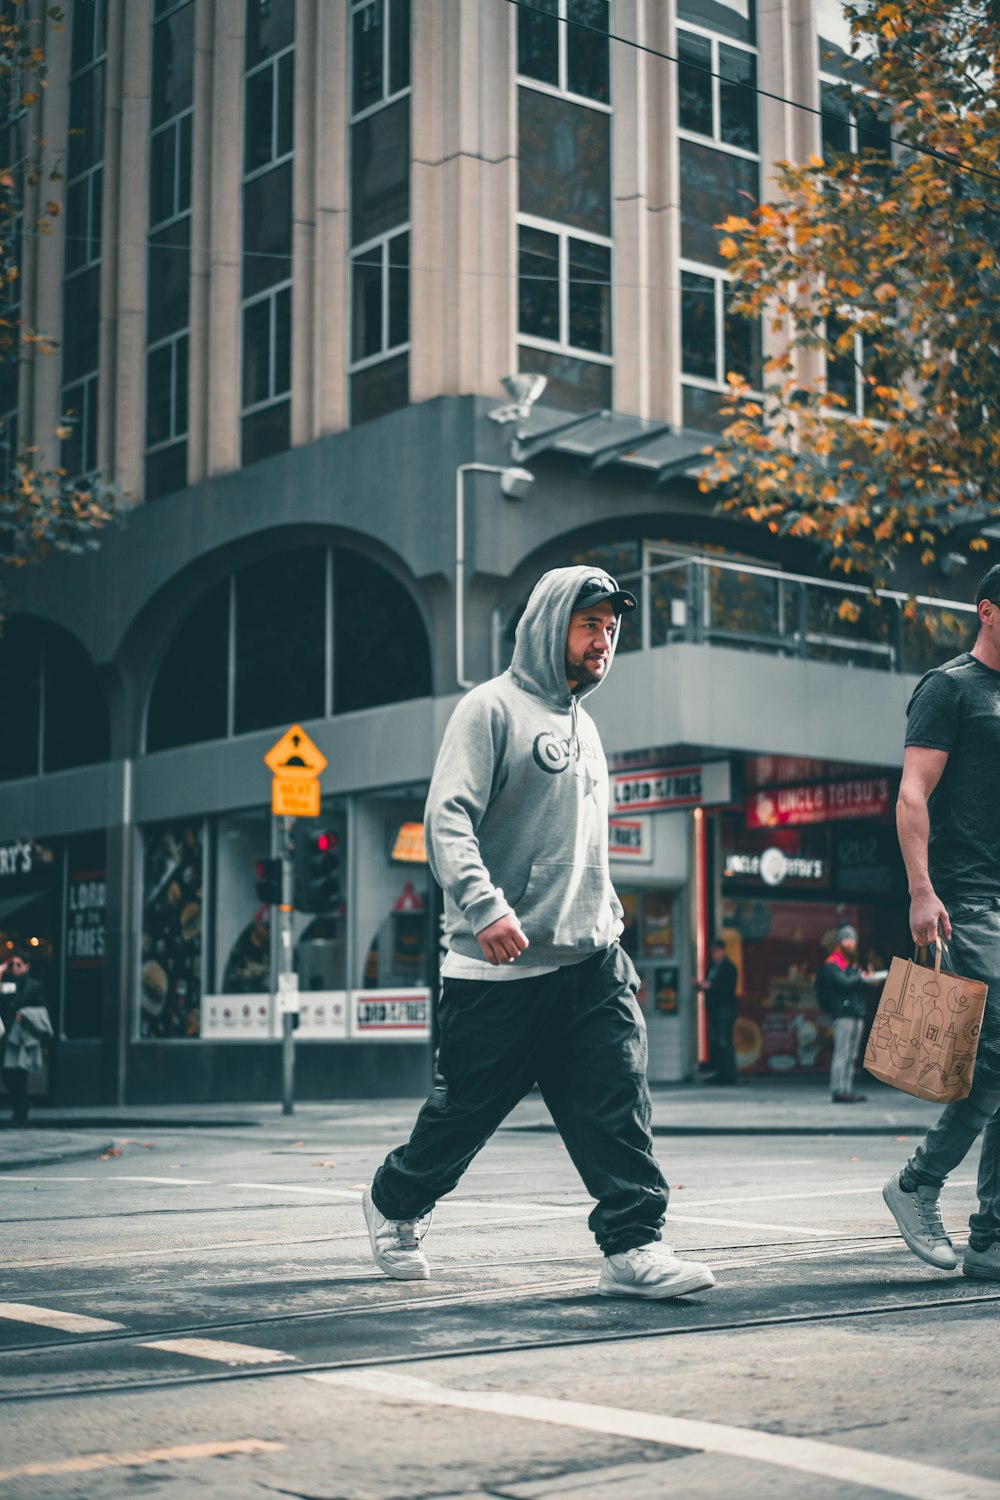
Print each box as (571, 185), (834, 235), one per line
(3, 1281), (998, 1407)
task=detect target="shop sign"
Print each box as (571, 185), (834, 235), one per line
(746, 776), (892, 829)
(201, 994), (272, 1039)
(725, 848), (826, 886)
(611, 760), (731, 813)
(296, 992), (348, 1040)
(351, 988), (431, 1042)
(0, 840), (34, 878)
(608, 818), (653, 863)
(66, 868), (106, 966)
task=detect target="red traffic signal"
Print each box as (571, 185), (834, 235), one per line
(294, 828), (341, 913)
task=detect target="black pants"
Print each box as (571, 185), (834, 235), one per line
(372, 945), (668, 1255)
(2, 1067), (29, 1124)
(707, 1004), (737, 1084)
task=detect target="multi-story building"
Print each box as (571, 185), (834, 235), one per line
(0, 0), (983, 1107)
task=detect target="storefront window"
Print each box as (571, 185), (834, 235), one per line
(617, 885), (679, 1013)
(140, 820), (203, 1037)
(214, 809), (272, 994)
(356, 793), (436, 991)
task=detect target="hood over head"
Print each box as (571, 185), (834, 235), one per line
(509, 564), (633, 706)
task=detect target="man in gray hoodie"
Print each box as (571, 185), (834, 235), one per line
(363, 566), (715, 1299)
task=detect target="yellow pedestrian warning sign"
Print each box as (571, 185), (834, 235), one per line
(272, 776), (321, 818)
(265, 724), (328, 779)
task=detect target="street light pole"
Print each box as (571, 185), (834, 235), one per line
(455, 462), (535, 691)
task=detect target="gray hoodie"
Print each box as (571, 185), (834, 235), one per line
(425, 565), (625, 968)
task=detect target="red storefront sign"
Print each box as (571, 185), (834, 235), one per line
(746, 776), (892, 829)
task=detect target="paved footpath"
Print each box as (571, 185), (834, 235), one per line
(1, 1081), (994, 1500)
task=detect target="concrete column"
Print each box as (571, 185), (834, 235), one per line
(112, 0), (153, 500)
(312, 0), (348, 435)
(291, 0), (318, 444)
(610, 0), (647, 417)
(206, 0), (243, 477)
(644, 0), (679, 426)
(409, 0), (516, 403)
(96, 0), (124, 479)
(22, 4), (70, 469)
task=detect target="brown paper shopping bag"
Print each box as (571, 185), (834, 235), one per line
(864, 940), (987, 1104)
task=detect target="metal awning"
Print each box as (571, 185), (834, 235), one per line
(511, 406), (717, 487)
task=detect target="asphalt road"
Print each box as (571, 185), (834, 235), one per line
(1, 1109), (998, 1499)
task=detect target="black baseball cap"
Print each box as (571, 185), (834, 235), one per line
(573, 572), (637, 616)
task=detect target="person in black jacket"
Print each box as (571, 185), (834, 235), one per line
(816, 925), (878, 1103)
(695, 939), (739, 1085)
(1, 949), (47, 1127)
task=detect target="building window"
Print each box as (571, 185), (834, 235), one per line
(680, 268), (761, 390)
(140, 820), (203, 1039)
(677, 25), (757, 154)
(517, 0), (610, 106)
(145, 545), (432, 752)
(145, 0), (194, 499)
(1, 90), (26, 475)
(62, 0), (107, 483)
(517, 221), (612, 409)
(349, 1), (410, 425)
(0, 618), (111, 781)
(820, 81), (892, 159)
(241, 0), (295, 467)
(351, 0), (410, 119)
(350, 229), (409, 367)
(825, 315), (889, 421)
(518, 86), (611, 237)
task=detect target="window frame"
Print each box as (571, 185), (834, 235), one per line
(348, 224), (411, 374)
(516, 0), (613, 113)
(241, 280), (293, 417)
(517, 213), (614, 370)
(819, 72), (894, 160)
(349, 0), (411, 125)
(678, 257), (762, 398)
(676, 20), (758, 163)
(146, 329), (190, 454)
(243, 42), (295, 182)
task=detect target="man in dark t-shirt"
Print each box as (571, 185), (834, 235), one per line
(883, 564), (1000, 1281)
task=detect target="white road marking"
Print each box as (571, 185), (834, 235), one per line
(669, 1214), (835, 1237)
(141, 1337), (298, 1366)
(680, 1180), (976, 1210)
(313, 1370), (1000, 1500)
(231, 1182), (364, 1197)
(0, 1302), (125, 1334)
(0, 1175), (92, 1183)
(113, 1176), (209, 1186)
(0, 1439), (285, 1484)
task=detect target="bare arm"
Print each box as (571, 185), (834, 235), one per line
(896, 745), (952, 945)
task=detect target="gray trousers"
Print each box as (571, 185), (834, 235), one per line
(831, 1015), (865, 1097)
(906, 902), (1000, 1251)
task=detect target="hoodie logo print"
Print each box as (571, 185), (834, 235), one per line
(533, 732), (574, 774)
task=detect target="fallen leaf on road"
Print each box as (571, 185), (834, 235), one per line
(851, 1155), (861, 1162)
(99, 1148), (124, 1160)
(316, 1161), (338, 1168)
(289, 1140), (305, 1148)
(166, 1164), (182, 1169)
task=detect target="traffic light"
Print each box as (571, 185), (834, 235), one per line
(254, 857), (282, 905)
(294, 827), (341, 913)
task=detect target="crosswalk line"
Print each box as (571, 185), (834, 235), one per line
(0, 1439), (285, 1484)
(113, 1175), (209, 1186)
(231, 1182), (363, 1197)
(0, 1302), (125, 1334)
(141, 1337), (298, 1366)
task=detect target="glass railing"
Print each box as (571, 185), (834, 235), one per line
(615, 557), (977, 676)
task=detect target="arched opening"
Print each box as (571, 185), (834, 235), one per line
(145, 542), (432, 752)
(0, 617), (110, 780)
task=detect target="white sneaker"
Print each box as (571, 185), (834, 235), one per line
(362, 1187), (431, 1281)
(883, 1171), (958, 1271)
(598, 1241), (716, 1299)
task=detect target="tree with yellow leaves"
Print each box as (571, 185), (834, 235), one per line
(703, 0), (1000, 586)
(1, 3), (123, 602)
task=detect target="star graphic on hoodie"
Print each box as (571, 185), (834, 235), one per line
(577, 762), (600, 801)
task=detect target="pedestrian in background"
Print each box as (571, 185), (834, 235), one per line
(816, 924), (879, 1104)
(362, 566), (715, 1300)
(884, 564), (1000, 1281)
(0, 949), (49, 1128)
(694, 938), (738, 1085)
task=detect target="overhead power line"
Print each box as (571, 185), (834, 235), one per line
(500, 0), (1000, 190)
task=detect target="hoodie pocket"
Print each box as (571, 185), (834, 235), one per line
(518, 862), (614, 952)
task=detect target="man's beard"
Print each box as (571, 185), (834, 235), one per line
(566, 652), (606, 690)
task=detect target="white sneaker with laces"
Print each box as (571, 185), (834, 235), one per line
(598, 1241), (715, 1299)
(883, 1170), (958, 1271)
(362, 1186), (431, 1281)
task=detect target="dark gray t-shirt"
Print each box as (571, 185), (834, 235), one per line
(905, 651), (1000, 902)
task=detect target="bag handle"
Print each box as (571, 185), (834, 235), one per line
(915, 938), (949, 973)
